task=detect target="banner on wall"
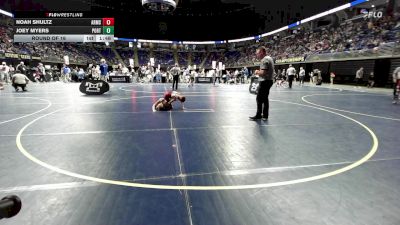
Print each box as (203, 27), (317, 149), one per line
(275, 56), (305, 64)
(5, 52), (20, 59)
(31, 56), (41, 60)
(3, 52), (43, 60)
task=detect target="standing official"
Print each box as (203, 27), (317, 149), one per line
(249, 46), (275, 121)
(299, 67), (305, 86)
(170, 64), (180, 90)
(286, 64), (296, 88)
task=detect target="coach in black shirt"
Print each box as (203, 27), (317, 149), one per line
(249, 46), (275, 121)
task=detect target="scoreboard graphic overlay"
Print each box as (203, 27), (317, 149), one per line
(13, 12), (114, 43)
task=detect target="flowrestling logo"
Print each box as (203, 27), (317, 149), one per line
(361, 9), (383, 19)
(249, 78), (259, 95)
(360, 9), (369, 14)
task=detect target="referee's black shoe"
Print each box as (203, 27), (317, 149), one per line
(262, 116), (268, 121)
(249, 115), (262, 120)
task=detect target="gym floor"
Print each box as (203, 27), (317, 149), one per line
(0, 81), (399, 225)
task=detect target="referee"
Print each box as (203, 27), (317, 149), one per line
(249, 46), (275, 121)
(170, 64), (181, 90)
(286, 64), (296, 88)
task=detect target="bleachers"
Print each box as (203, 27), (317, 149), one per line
(0, 14), (399, 68)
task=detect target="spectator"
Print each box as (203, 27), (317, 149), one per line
(330, 72), (336, 85)
(367, 72), (375, 88)
(299, 67), (306, 86)
(0, 61), (10, 84)
(355, 67), (364, 88)
(16, 61), (27, 74)
(392, 67), (400, 104)
(37, 63), (47, 82)
(77, 68), (85, 82)
(61, 64), (71, 82)
(100, 59), (108, 82)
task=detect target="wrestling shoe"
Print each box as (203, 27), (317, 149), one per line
(249, 115), (262, 120)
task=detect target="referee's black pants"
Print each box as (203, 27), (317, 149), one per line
(256, 80), (273, 118)
(394, 80), (399, 99)
(214, 77), (221, 84)
(288, 75), (294, 88)
(172, 75), (179, 90)
(13, 83), (27, 91)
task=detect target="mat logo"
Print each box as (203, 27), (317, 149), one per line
(85, 82), (103, 93)
(79, 80), (109, 95)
